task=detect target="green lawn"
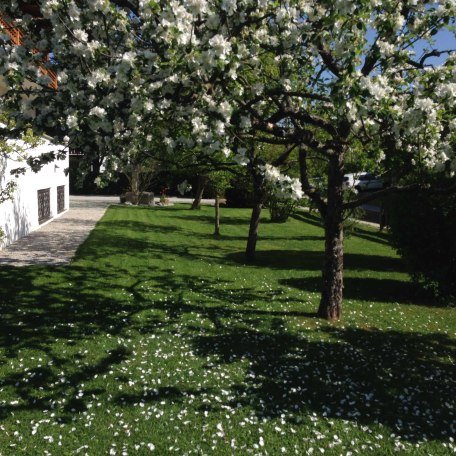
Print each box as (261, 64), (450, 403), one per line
(0, 205), (454, 455)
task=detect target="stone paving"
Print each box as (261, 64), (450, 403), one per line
(0, 196), (116, 267)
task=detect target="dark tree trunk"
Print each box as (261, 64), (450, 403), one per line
(214, 195), (220, 236)
(131, 162), (140, 197)
(245, 170), (265, 261)
(246, 202), (262, 260)
(191, 176), (206, 210)
(83, 158), (102, 193)
(318, 155), (345, 320)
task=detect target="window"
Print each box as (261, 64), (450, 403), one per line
(37, 188), (51, 224)
(57, 185), (65, 213)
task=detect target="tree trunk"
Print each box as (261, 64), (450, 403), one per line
(245, 170), (265, 261)
(84, 157), (102, 193)
(246, 202), (262, 260)
(214, 195), (220, 236)
(318, 156), (345, 320)
(191, 176), (206, 210)
(131, 163), (140, 197)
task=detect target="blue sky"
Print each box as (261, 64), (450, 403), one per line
(414, 29), (456, 65)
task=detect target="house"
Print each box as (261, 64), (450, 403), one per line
(0, 137), (69, 249)
(0, 11), (68, 249)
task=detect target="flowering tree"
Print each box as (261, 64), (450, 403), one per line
(1, 1), (455, 320)
(150, 0), (455, 319)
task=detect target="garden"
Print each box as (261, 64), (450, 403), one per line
(1, 1), (456, 454)
(0, 205), (454, 454)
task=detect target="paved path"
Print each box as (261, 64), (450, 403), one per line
(0, 196), (116, 267)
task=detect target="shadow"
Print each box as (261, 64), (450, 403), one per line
(292, 212), (392, 247)
(226, 250), (404, 273)
(170, 214), (249, 225)
(191, 325), (455, 441)
(0, 187), (32, 250)
(281, 276), (433, 305)
(0, 345), (130, 420)
(350, 226), (392, 247)
(291, 212), (323, 229)
(114, 386), (213, 407)
(0, 204), (451, 449)
(191, 232), (325, 242)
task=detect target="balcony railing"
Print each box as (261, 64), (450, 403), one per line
(0, 14), (23, 45)
(0, 13), (58, 89)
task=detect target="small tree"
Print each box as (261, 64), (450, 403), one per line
(208, 170), (232, 236)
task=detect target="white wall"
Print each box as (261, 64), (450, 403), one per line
(0, 139), (69, 249)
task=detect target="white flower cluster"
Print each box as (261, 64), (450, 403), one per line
(262, 164), (303, 201)
(1, 0), (455, 192)
(177, 179), (192, 195)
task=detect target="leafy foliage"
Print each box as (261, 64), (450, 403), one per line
(387, 178), (456, 304)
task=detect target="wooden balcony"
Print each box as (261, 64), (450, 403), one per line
(0, 13), (57, 89)
(0, 14), (23, 45)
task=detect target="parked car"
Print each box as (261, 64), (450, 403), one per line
(354, 172), (384, 192)
(343, 172), (384, 192)
(343, 173), (356, 189)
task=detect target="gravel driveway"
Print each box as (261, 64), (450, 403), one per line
(0, 196), (116, 267)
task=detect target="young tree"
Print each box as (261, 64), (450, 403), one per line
(208, 169), (232, 236)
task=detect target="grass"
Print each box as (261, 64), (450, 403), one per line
(0, 204), (454, 455)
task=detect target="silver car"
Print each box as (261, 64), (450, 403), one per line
(354, 172), (384, 191)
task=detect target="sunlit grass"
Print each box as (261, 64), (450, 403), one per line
(0, 204), (454, 454)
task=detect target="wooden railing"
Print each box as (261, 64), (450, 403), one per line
(0, 13), (58, 89)
(0, 14), (23, 45)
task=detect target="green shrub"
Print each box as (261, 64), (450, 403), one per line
(225, 171), (255, 208)
(267, 196), (298, 223)
(387, 180), (456, 305)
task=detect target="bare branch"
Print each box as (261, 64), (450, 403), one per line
(407, 49), (455, 69)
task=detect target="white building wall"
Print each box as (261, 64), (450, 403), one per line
(0, 140), (69, 249)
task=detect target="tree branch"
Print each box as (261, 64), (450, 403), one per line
(342, 183), (420, 210)
(407, 49), (455, 69)
(317, 46), (342, 78)
(299, 146), (326, 216)
(272, 144), (298, 167)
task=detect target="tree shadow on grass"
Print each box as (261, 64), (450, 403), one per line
(191, 324), (455, 442)
(170, 214), (249, 225)
(113, 386), (214, 408)
(226, 250), (405, 273)
(0, 259), (453, 442)
(280, 276), (433, 306)
(0, 345), (130, 420)
(191, 232), (325, 243)
(292, 212), (392, 247)
(0, 263), (163, 357)
(0, 262), (316, 424)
